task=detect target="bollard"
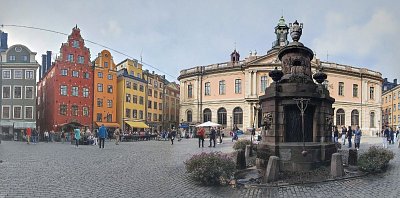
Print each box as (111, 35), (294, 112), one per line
(264, 156), (279, 183)
(330, 153), (344, 177)
(245, 145), (251, 166)
(236, 150), (246, 170)
(348, 149), (358, 166)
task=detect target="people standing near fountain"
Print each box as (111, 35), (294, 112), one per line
(346, 126), (353, 148)
(341, 126), (347, 145)
(354, 126), (362, 150)
(333, 126), (339, 143)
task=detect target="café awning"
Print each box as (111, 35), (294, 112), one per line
(125, 121), (149, 128)
(95, 122), (120, 128)
(13, 122), (36, 129)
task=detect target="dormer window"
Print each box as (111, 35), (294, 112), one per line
(73, 40), (79, 48)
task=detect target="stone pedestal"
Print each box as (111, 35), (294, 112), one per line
(245, 145), (251, 166)
(348, 149), (358, 166)
(236, 150), (246, 170)
(264, 156), (280, 183)
(330, 153), (344, 178)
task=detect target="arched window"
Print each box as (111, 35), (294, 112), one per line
(203, 108), (211, 122)
(217, 108), (227, 125)
(370, 112), (375, 128)
(187, 110), (192, 123)
(336, 109), (345, 126)
(233, 107), (243, 125)
(351, 109), (359, 126)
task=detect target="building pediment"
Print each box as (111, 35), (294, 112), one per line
(245, 51), (280, 67)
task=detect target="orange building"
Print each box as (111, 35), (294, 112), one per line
(92, 50), (119, 129)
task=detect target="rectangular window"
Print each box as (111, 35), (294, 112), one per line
(126, 109), (131, 118)
(235, 79), (241, 94)
(14, 86), (22, 99)
(137, 73), (141, 78)
(98, 72), (103, 78)
(133, 83), (138, 90)
(154, 81), (158, 88)
(148, 89), (152, 96)
(139, 110), (144, 119)
(60, 85), (67, 96)
(14, 70), (23, 79)
(261, 76), (268, 92)
(154, 102), (158, 109)
(2, 106), (10, 119)
(147, 113), (152, 121)
(9, 55), (16, 61)
(25, 70), (34, 79)
(219, 80), (225, 95)
(153, 113), (157, 121)
(72, 105), (78, 116)
(97, 98), (103, 107)
(68, 54), (74, 62)
(104, 62), (108, 68)
(394, 104), (397, 112)
(97, 83), (103, 92)
(188, 84), (193, 98)
(61, 69), (68, 76)
(13, 106), (22, 119)
(353, 84), (358, 97)
(139, 85), (144, 92)
(73, 40), (79, 48)
(107, 74), (112, 80)
(205, 82), (210, 96)
(126, 94), (131, 102)
(133, 95), (137, 104)
(25, 86), (34, 99)
(133, 110), (137, 118)
(107, 85), (113, 93)
(369, 87), (374, 100)
(60, 105), (67, 115)
(22, 55), (28, 62)
(2, 86), (11, 99)
(72, 86), (78, 96)
(96, 113), (103, 121)
(154, 91), (158, 98)
(78, 56), (84, 64)
(126, 81), (131, 89)
(338, 82), (344, 96)
(72, 71), (79, 77)
(83, 107), (89, 116)
(139, 96), (144, 105)
(107, 114), (112, 122)
(107, 100), (112, 108)
(83, 88), (89, 97)
(159, 114), (163, 122)
(398, 103), (400, 110)
(2, 70), (11, 79)
(148, 101), (152, 109)
(83, 72), (89, 79)
(159, 103), (163, 110)
(24, 106), (33, 119)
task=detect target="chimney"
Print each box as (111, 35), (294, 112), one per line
(41, 54), (47, 76)
(0, 30), (8, 51)
(46, 51), (52, 70)
(384, 78), (388, 82)
(394, 79), (397, 85)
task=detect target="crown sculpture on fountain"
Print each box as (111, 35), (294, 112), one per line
(289, 20), (303, 42)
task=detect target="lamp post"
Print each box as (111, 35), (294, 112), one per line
(294, 98), (310, 157)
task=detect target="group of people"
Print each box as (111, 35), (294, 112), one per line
(381, 126), (399, 148)
(196, 127), (224, 148)
(333, 125), (362, 150)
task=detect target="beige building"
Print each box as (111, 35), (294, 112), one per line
(382, 85), (400, 130)
(178, 17), (382, 136)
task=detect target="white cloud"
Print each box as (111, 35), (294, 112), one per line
(100, 20), (122, 38)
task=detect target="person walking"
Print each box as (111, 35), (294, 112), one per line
(197, 127), (205, 148)
(74, 127), (81, 147)
(217, 127), (222, 144)
(354, 126), (362, 150)
(32, 128), (38, 144)
(98, 124), (107, 149)
(390, 128), (395, 145)
(333, 126), (339, 143)
(170, 129), (176, 145)
(209, 127), (216, 147)
(26, 128), (32, 144)
(383, 126), (390, 148)
(341, 126), (347, 145)
(44, 131), (49, 143)
(347, 126), (353, 148)
(114, 127), (121, 145)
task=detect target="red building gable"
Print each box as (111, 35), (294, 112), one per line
(37, 26), (93, 132)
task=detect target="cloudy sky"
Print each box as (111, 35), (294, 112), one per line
(1, 0), (399, 82)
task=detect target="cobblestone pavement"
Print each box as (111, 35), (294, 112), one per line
(1, 137), (400, 198)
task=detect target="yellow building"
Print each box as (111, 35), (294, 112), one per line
(93, 50), (119, 129)
(143, 70), (165, 132)
(382, 85), (400, 130)
(116, 59), (148, 132)
(163, 82), (180, 130)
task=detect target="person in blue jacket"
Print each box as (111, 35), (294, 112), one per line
(74, 127), (81, 148)
(98, 124), (107, 149)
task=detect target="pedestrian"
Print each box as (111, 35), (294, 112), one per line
(217, 127), (222, 144)
(333, 126), (339, 143)
(26, 128), (31, 144)
(74, 127), (81, 147)
(32, 128), (38, 144)
(98, 124), (107, 149)
(209, 127), (216, 147)
(354, 126), (362, 150)
(390, 128), (395, 144)
(341, 126), (347, 145)
(170, 128), (176, 145)
(347, 126), (353, 148)
(61, 131), (66, 143)
(44, 130), (49, 143)
(114, 127), (121, 145)
(383, 126), (390, 148)
(197, 127), (205, 148)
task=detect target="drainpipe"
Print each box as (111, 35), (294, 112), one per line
(360, 72), (363, 129)
(199, 66), (203, 123)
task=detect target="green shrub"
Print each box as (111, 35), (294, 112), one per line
(358, 146), (395, 173)
(184, 152), (236, 185)
(233, 139), (251, 150)
(256, 148), (274, 161)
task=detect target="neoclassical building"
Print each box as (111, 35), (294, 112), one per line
(178, 17), (382, 136)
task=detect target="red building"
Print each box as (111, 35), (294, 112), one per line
(37, 26), (93, 132)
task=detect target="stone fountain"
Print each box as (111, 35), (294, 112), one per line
(258, 20), (336, 172)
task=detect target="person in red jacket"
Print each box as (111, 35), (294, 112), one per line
(197, 127), (205, 148)
(26, 128), (32, 144)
